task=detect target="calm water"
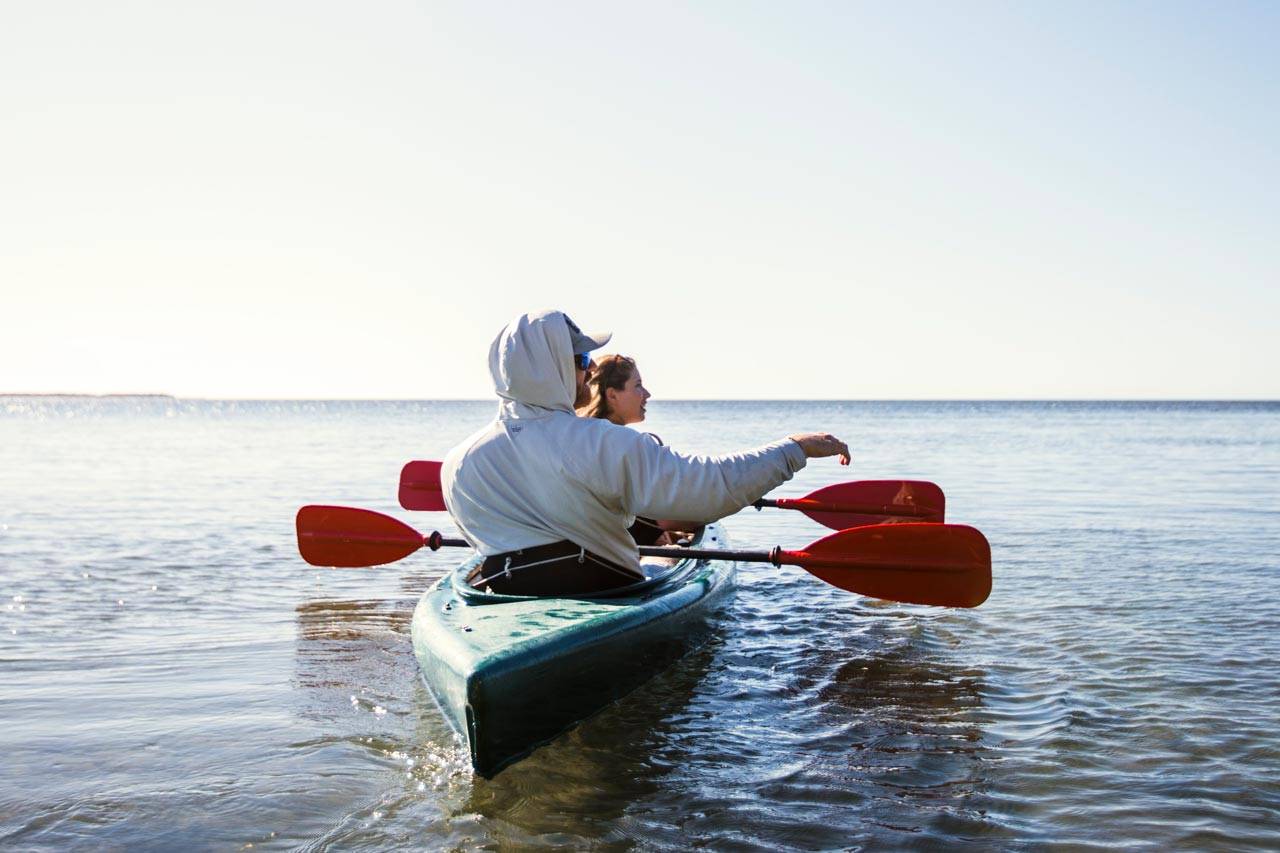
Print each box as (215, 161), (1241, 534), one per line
(2, 398), (1278, 850)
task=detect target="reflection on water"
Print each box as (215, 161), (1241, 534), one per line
(288, 593), (477, 849)
(295, 597), (410, 642)
(814, 639), (993, 843)
(459, 640), (718, 845)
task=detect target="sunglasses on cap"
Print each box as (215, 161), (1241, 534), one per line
(573, 352), (592, 370)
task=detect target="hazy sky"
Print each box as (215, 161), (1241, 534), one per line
(3, 1), (1277, 399)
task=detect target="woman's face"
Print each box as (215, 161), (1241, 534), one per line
(607, 369), (650, 425)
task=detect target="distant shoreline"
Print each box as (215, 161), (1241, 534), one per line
(0, 393), (176, 398)
(2, 395), (1276, 404)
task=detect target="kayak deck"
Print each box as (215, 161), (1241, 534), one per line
(411, 523), (735, 777)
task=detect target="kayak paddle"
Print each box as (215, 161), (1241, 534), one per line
(753, 479), (943, 529)
(399, 460), (445, 511)
(398, 460), (943, 528)
(296, 505), (991, 608)
(297, 503), (469, 567)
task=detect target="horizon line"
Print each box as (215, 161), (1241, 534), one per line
(4, 393), (1278, 404)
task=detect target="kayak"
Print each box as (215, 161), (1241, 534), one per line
(410, 523), (735, 777)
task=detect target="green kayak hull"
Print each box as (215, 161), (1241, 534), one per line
(411, 524), (735, 777)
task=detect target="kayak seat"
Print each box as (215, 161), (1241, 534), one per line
(453, 525), (711, 605)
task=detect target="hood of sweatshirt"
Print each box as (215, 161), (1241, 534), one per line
(488, 309), (576, 419)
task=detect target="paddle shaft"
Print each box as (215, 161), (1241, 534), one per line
(638, 544), (775, 563)
(642, 544), (965, 573)
(753, 497), (935, 519)
(299, 529), (469, 552)
(300, 531), (958, 574)
(303, 530), (779, 564)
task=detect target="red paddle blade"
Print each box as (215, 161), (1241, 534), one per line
(399, 460), (446, 511)
(782, 523), (991, 607)
(778, 480), (944, 530)
(296, 505), (426, 567)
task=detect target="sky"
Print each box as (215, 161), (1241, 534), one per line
(2, 1), (1277, 399)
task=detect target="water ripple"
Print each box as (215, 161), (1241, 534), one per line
(3, 400), (1279, 849)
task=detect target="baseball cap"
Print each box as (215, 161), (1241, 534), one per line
(563, 314), (612, 355)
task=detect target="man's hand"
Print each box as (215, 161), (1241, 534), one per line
(788, 432), (851, 466)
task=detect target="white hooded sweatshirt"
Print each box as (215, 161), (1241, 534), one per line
(441, 309), (808, 574)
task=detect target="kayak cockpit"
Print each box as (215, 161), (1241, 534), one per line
(450, 524), (716, 604)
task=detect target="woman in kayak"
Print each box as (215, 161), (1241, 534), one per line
(578, 354), (692, 547)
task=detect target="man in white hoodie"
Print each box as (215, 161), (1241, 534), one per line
(441, 309), (851, 595)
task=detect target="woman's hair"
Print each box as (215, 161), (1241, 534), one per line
(577, 354), (636, 421)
